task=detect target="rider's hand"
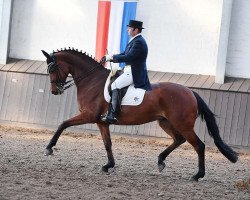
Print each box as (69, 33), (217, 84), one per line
(105, 54), (113, 62)
(111, 65), (118, 76)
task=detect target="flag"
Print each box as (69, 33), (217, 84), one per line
(95, 0), (137, 67)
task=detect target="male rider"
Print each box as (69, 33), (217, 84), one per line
(101, 20), (151, 124)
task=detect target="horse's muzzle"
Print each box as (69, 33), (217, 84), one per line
(51, 89), (63, 95)
(51, 90), (59, 95)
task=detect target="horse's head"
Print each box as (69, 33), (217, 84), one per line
(42, 50), (69, 95)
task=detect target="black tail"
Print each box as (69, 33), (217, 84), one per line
(193, 91), (238, 163)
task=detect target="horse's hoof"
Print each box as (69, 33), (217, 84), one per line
(101, 166), (109, 173)
(191, 171), (204, 181)
(158, 162), (166, 172)
(190, 176), (199, 182)
(44, 148), (53, 156)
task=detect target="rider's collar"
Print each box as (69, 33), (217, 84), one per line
(129, 33), (141, 43)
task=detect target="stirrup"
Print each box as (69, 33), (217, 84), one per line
(100, 113), (108, 122)
(101, 114), (118, 124)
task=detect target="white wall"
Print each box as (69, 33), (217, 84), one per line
(9, 0), (98, 60)
(7, 0), (250, 78)
(0, 0), (13, 64)
(0, 0), (3, 38)
(137, 0), (223, 75)
(226, 0), (250, 78)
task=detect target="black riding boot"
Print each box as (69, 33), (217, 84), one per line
(101, 89), (121, 124)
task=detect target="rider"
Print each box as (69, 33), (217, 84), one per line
(101, 19), (152, 124)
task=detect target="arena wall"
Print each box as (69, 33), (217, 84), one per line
(0, 60), (249, 148)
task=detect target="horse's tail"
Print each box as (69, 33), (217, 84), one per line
(193, 91), (238, 163)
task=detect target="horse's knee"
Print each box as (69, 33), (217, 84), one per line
(175, 135), (186, 145)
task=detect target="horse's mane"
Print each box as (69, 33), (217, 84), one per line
(53, 47), (105, 67)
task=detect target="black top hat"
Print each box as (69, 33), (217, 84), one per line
(127, 20), (144, 29)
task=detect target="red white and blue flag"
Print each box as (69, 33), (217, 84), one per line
(95, 0), (138, 64)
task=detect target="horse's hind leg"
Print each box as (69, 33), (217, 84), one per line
(181, 130), (205, 181)
(157, 119), (186, 172)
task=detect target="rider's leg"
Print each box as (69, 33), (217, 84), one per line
(101, 68), (133, 124)
(110, 67), (133, 90)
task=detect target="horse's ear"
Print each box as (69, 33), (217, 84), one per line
(41, 50), (51, 60)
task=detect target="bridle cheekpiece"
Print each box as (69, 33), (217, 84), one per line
(47, 53), (75, 93)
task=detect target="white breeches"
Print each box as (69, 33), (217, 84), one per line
(111, 67), (133, 90)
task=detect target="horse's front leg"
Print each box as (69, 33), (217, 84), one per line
(97, 123), (115, 172)
(45, 114), (86, 156)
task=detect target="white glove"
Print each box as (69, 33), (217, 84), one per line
(105, 54), (113, 62)
(111, 65), (118, 76)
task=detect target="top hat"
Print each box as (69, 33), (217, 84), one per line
(127, 20), (144, 29)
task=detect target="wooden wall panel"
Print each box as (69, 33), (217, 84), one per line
(229, 94), (241, 145)
(17, 73), (30, 122)
(27, 74), (41, 123)
(0, 72), (7, 118)
(37, 76), (50, 124)
(5, 73), (24, 121)
(219, 92), (229, 140)
(33, 75), (48, 124)
(223, 92), (236, 144)
(45, 93), (61, 125)
(235, 94), (248, 146)
(21, 74), (36, 123)
(242, 94), (250, 146)
(0, 70), (250, 148)
(0, 73), (13, 120)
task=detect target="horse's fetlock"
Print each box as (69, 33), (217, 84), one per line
(105, 145), (112, 151)
(198, 142), (205, 151)
(158, 154), (165, 163)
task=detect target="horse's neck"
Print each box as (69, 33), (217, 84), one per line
(68, 59), (90, 77)
(68, 59), (109, 92)
(59, 52), (109, 92)
(75, 68), (109, 104)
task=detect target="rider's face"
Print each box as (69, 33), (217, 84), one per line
(127, 27), (138, 37)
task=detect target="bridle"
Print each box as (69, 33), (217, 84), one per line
(47, 53), (99, 92)
(47, 54), (74, 93)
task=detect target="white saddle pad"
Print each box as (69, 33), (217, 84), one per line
(104, 73), (146, 106)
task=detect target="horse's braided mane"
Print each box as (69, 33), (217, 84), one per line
(53, 47), (104, 67)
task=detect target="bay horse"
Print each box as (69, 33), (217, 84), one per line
(41, 48), (238, 181)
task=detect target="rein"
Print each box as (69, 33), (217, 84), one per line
(65, 65), (99, 90)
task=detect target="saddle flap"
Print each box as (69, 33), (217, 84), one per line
(104, 72), (146, 106)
